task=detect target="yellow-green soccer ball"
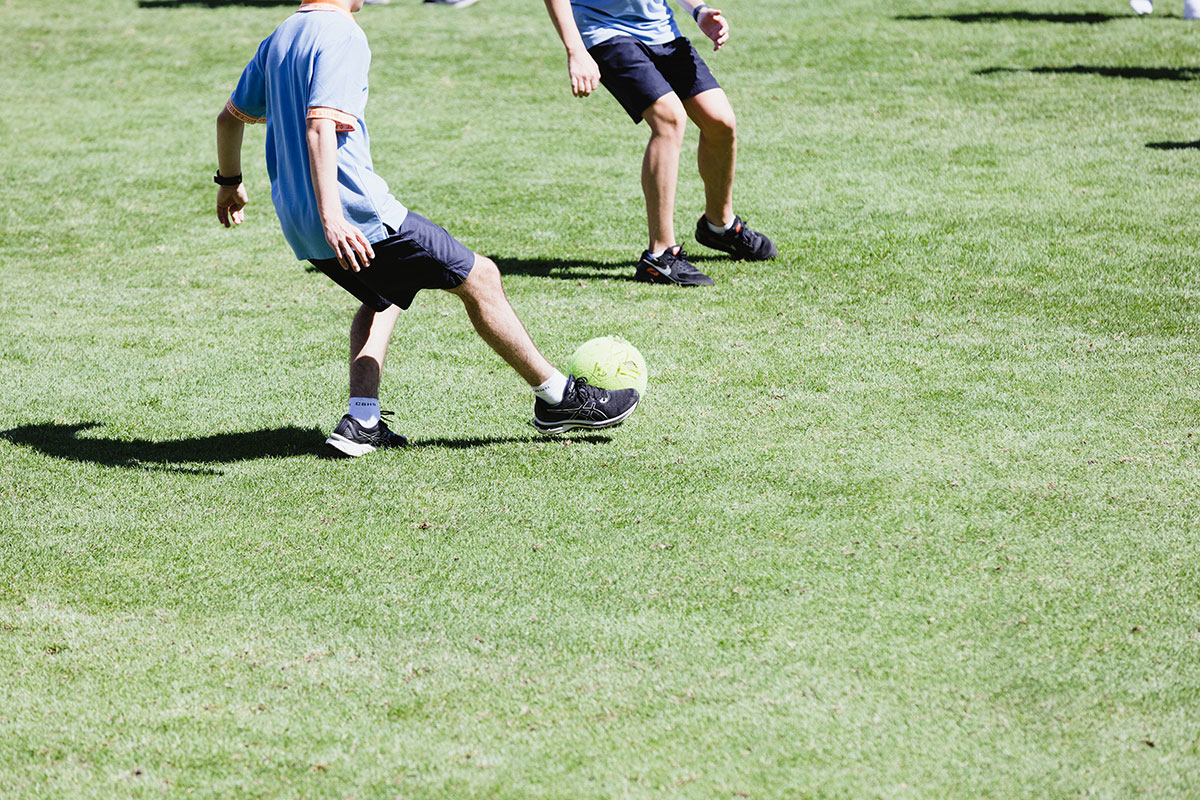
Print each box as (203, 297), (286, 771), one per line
(566, 336), (648, 397)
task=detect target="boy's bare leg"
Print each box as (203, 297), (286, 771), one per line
(349, 303), (401, 399)
(448, 255), (555, 387)
(641, 92), (688, 253)
(684, 88), (737, 227)
(325, 302), (405, 456)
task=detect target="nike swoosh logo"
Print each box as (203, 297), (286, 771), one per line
(657, 265), (672, 275)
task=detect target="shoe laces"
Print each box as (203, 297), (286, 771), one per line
(731, 219), (755, 244)
(370, 410), (403, 440)
(570, 376), (608, 406)
(663, 245), (689, 264)
(369, 410), (407, 445)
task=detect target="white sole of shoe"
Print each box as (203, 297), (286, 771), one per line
(325, 433), (376, 457)
(531, 399), (639, 435)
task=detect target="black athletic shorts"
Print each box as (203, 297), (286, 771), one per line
(309, 211), (475, 312)
(587, 35), (721, 123)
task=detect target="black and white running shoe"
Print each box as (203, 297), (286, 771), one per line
(634, 245), (714, 286)
(532, 375), (640, 434)
(325, 411), (408, 457)
(694, 215), (777, 261)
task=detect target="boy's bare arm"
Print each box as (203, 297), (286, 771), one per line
(215, 107), (249, 227)
(306, 117), (374, 273)
(542, 0), (600, 97)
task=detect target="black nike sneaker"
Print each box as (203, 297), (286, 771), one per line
(325, 411), (408, 457)
(634, 245), (714, 286)
(694, 215), (777, 261)
(532, 375), (640, 434)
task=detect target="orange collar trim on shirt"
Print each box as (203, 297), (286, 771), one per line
(298, 0), (353, 19)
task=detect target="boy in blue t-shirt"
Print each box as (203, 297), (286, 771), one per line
(544, 0), (777, 286)
(215, 0), (638, 455)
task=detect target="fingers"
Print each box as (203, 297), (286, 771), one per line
(337, 240), (364, 272)
(352, 230), (374, 269)
(217, 187), (247, 228)
(568, 52), (600, 97)
(704, 10), (729, 49)
(334, 227), (374, 272)
(571, 71), (598, 97)
(217, 200), (244, 228)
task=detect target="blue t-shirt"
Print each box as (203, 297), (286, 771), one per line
(571, 0), (684, 48)
(227, 4), (407, 261)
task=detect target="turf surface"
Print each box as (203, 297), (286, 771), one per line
(2, 0), (1199, 797)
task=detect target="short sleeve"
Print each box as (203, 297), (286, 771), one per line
(306, 33), (368, 132)
(228, 43), (268, 124)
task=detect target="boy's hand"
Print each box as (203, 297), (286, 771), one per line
(697, 7), (729, 51)
(323, 217), (375, 273)
(568, 49), (601, 97)
(217, 184), (248, 228)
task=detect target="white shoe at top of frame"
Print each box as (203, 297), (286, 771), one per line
(1130, 0), (1153, 14)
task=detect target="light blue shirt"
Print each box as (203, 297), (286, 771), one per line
(227, 7), (407, 261)
(570, 0), (684, 48)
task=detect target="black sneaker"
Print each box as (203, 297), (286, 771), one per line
(694, 215), (777, 261)
(634, 245), (714, 286)
(532, 375), (640, 434)
(325, 411), (408, 457)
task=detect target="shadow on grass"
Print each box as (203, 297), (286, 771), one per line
(301, 252), (740, 284)
(138, 0), (295, 7)
(1146, 140), (1200, 150)
(0, 423), (619, 471)
(977, 65), (1200, 81)
(491, 252), (739, 274)
(0, 422), (326, 475)
(411, 433), (614, 449)
(490, 256), (632, 280)
(898, 11), (1121, 23)
(303, 257), (636, 282)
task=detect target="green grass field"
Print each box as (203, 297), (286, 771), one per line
(3, 0), (1200, 796)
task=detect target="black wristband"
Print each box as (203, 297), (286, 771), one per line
(692, 3), (709, 20)
(214, 171), (242, 187)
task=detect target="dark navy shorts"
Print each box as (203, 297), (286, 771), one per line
(587, 35), (721, 123)
(309, 211), (476, 312)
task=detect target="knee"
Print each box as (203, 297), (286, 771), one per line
(456, 254), (503, 302)
(700, 108), (736, 144)
(645, 99), (687, 141)
(471, 255), (501, 287)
